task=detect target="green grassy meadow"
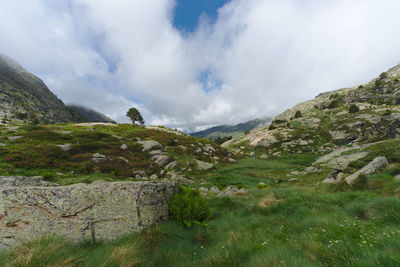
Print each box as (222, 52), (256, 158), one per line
(1, 153), (400, 266)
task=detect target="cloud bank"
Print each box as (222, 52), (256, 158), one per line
(1, 0), (400, 131)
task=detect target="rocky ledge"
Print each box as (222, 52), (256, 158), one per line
(0, 176), (177, 249)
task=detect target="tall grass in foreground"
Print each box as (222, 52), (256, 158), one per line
(1, 156), (400, 266)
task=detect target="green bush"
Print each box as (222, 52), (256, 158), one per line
(351, 173), (368, 191)
(294, 110), (303, 118)
(328, 100), (339, 109)
(168, 186), (211, 228)
(383, 109), (392, 116)
(348, 104), (360, 113)
(41, 170), (56, 181)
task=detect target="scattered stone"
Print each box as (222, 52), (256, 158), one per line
(258, 182), (266, 185)
(136, 140), (163, 152)
(272, 152), (281, 157)
(8, 136), (22, 141)
(394, 174), (400, 181)
(53, 130), (73, 135)
(249, 152), (255, 157)
(152, 155), (171, 167)
(345, 156), (388, 184)
(56, 143), (72, 152)
(132, 170), (146, 177)
(204, 144), (215, 152)
(288, 178), (300, 182)
(92, 153), (106, 163)
(199, 187), (209, 193)
(149, 150), (165, 156)
(120, 144), (128, 150)
(195, 159), (213, 171)
(0, 143), (5, 146)
(150, 174), (159, 180)
(238, 188), (248, 194)
(260, 154), (268, 159)
(164, 161), (178, 171)
(118, 157), (129, 164)
(217, 185), (239, 197)
(209, 186), (220, 193)
(290, 171), (300, 175)
(228, 158), (237, 163)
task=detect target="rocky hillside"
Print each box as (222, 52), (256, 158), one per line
(68, 104), (116, 124)
(191, 117), (271, 140)
(0, 123), (235, 185)
(0, 54), (83, 124)
(224, 64), (400, 183)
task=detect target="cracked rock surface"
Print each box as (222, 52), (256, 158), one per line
(0, 177), (177, 249)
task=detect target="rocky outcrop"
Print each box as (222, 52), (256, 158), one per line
(345, 156), (388, 184)
(0, 176), (177, 249)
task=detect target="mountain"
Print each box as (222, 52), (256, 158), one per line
(224, 64), (400, 182)
(190, 117), (271, 140)
(68, 104), (116, 124)
(0, 54), (83, 124)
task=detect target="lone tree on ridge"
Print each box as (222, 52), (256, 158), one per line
(126, 107), (145, 125)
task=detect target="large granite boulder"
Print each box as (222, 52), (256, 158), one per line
(0, 177), (177, 249)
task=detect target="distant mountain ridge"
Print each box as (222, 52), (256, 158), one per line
(190, 117), (271, 140)
(0, 54), (84, 123)
(0, 54), (112, 124)
(68, 104), (116, 124)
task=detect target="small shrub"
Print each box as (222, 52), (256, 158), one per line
(348, 104), (360, 113)
(328, 100), (339, 109)
(358, 85), (364, 89)
(268, 124), (277, 130)
(351, 173), (368, 191)
(167, 139), (178, 146)
(168, 186), (211, 228)
(41, 170), (56, 181)
(383, 109), (392, 116)
(294, 110), (303, 118)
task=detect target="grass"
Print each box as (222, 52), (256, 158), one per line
(1, 154), (399, 266)
(0, 123), (231, 183)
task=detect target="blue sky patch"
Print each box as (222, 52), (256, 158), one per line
(173, 0), (230, 32)
(197, 69), (223, 93)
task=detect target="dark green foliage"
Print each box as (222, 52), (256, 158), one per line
(328, 99), (340, 109)
(41, 170), (56, 181)
(168, 186), (212, 228)
(167, 138), (178, 146)
(294, 110), (303, 118)
(348, 104), (360, 113)
(268, 124), (277, 130)
(351, 174), (368, 191)
(383, 109), (392, 116)
(214, 136), (232, 145)
(126, 107), (144, 125)
(14, 112), (28, 120)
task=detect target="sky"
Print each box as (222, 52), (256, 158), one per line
(1, 0), (400, 132)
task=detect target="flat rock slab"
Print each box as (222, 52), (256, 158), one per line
(0, 179), (177, 249)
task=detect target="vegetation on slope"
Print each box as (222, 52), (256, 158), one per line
(1, 154), (399, 266)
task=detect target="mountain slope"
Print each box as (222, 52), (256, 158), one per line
(191, 117), (271, 140)
(225, 65), (400, 153)
(68, 104), (116, 123)
(0, 54), (83, 123)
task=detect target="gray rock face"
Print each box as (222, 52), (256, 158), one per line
(217, 185), (239, 197)
(195, 159), (213, 170)
(0, 176), (58, 187)
(164, 161), (178, 171)
(56, 143), (72, 152)
(209, 186), (220, 193)
(137, 140), (163, 152)
(152, 155), (170, 167)
(345, 156), (388, 184)
(0, 178), (177, 249)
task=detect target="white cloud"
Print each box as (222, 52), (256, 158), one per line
(0, 0), (399, 132)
